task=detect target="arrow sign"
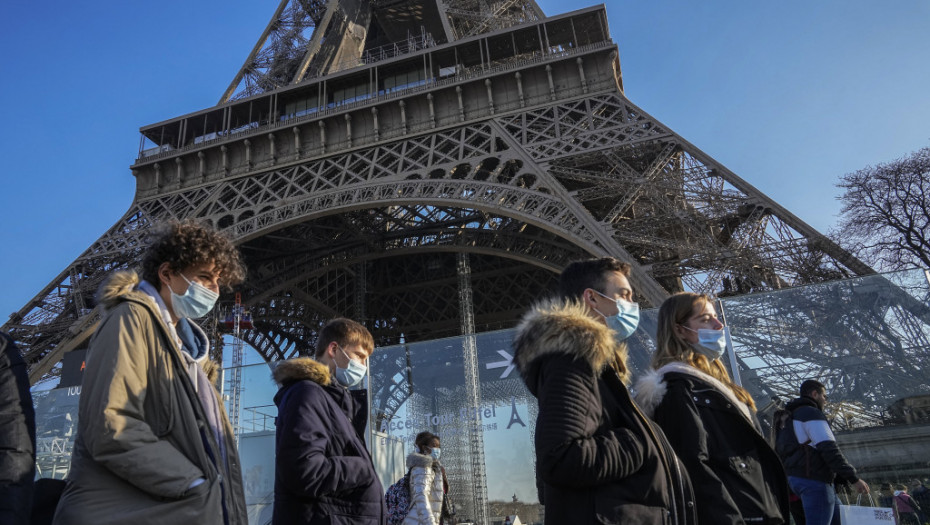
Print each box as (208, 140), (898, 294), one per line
(486, 350), (515, 379)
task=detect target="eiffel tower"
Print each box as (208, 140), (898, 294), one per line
(5, 0), (893, 521)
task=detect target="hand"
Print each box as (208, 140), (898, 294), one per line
(853, 479), (870, 494)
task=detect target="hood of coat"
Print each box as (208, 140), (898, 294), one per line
(634, 361), (754, 423)
(513, 298), (624, 392)
(97, 270), (144, 309)
(786, 395), (820, 412)
(97, 271), (214, 362)
(272, 357), (332, 388)
(406, 451), (440, 470)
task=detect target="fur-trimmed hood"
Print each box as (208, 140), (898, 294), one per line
(272, 357), (332, 387)
(512, 297), (627, 391)
(634, 361), (753, 423)
(406, 451), (440, 470)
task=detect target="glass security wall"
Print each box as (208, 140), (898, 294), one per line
(32, 269), (930, 525)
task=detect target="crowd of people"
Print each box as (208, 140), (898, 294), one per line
(0, 221), (924, 525)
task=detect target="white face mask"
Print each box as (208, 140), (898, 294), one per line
(334, 346), (367, 388)
(170, 273), (219, 319)
(430, 447), (441, 460)
(682, 325), (729, 360)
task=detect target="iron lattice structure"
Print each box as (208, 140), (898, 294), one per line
(9, 0), (930, 519)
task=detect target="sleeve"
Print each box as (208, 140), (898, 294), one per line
(533, 354), (645, 488)
(797, 415), (859, 482)
(79, 305), (204, 499)
(652, 381), (742, 525)
(409, 466), (439, 525)
(0, 335), (36, 520)
(275, 383), (377, 498)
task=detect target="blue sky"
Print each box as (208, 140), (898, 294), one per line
(1, 0), (929, 323)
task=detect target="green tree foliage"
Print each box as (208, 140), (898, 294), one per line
(834, 147), (930, 271)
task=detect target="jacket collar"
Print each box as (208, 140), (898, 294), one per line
(634, 361), (754, 423)
(134, 277), (210, 362)
(786, 395), (821, 412)
(513, 298), (624, 384)
(406, 451), (440, 470)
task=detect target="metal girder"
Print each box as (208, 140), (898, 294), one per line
(5, 5), (882, 393)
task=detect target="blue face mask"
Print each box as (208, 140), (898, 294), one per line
(334, 346), (368, 388)
(170, 274), (219, 319)
(430, 447), (441, 461)
(682, 326), (729, 360)
(593, 290), (640, 342)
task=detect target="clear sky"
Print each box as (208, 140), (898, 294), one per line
(1, 0), (929, 323)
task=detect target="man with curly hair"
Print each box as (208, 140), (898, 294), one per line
(54, 220), (248, 525)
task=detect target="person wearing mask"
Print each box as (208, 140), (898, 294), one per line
(53, 220), (248, 525)
(777, 379), (869, 525)
(513, 257), (696, 525)
(272, 318), (385, 525)
(403, 432), (445, 525)
(0, 332), (35, 525)
(635, 292), (788, 525)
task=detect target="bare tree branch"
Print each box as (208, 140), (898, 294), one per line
(831, 146), (930, 271)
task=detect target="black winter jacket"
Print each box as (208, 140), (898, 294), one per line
(272, 357), (386, 525)
(636, 363), (788, 525)
(778, 396), (858, 484)
(513, 300), (696, 525)
(0, 332), (36, 525)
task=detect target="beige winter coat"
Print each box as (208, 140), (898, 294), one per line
(53, 271), (246, 525)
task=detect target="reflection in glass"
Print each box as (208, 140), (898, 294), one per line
(30, 269), (930, 523)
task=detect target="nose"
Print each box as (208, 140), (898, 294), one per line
(712, 318), (724, 330)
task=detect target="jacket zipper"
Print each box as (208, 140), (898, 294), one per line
(625, 375), (689, 525)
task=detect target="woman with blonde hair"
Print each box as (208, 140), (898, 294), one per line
(635, 292), (788, 525)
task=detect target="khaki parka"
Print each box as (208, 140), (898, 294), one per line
(53, 272), (246, 525)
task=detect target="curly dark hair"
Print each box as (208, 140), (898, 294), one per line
(140, 220), (246, 290)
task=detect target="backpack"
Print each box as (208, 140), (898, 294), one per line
(385, 470), (412, 525)
(773, 407), (810, 458)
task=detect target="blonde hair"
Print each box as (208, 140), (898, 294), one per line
(653, 292), (755, 410)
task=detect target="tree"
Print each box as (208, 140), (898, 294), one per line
(833, 146), (930, 271)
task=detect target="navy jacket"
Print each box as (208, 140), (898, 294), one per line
(779, 396), (859, 484)
(0, 332), (36, 525)
(272, 357), (386, 525)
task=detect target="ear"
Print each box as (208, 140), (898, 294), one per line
(157, 262), (174, 287)
(581, 288), (598, 309)
(326, 341), (340, 359)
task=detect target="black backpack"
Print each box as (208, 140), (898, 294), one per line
(773, 407), (810, 458)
